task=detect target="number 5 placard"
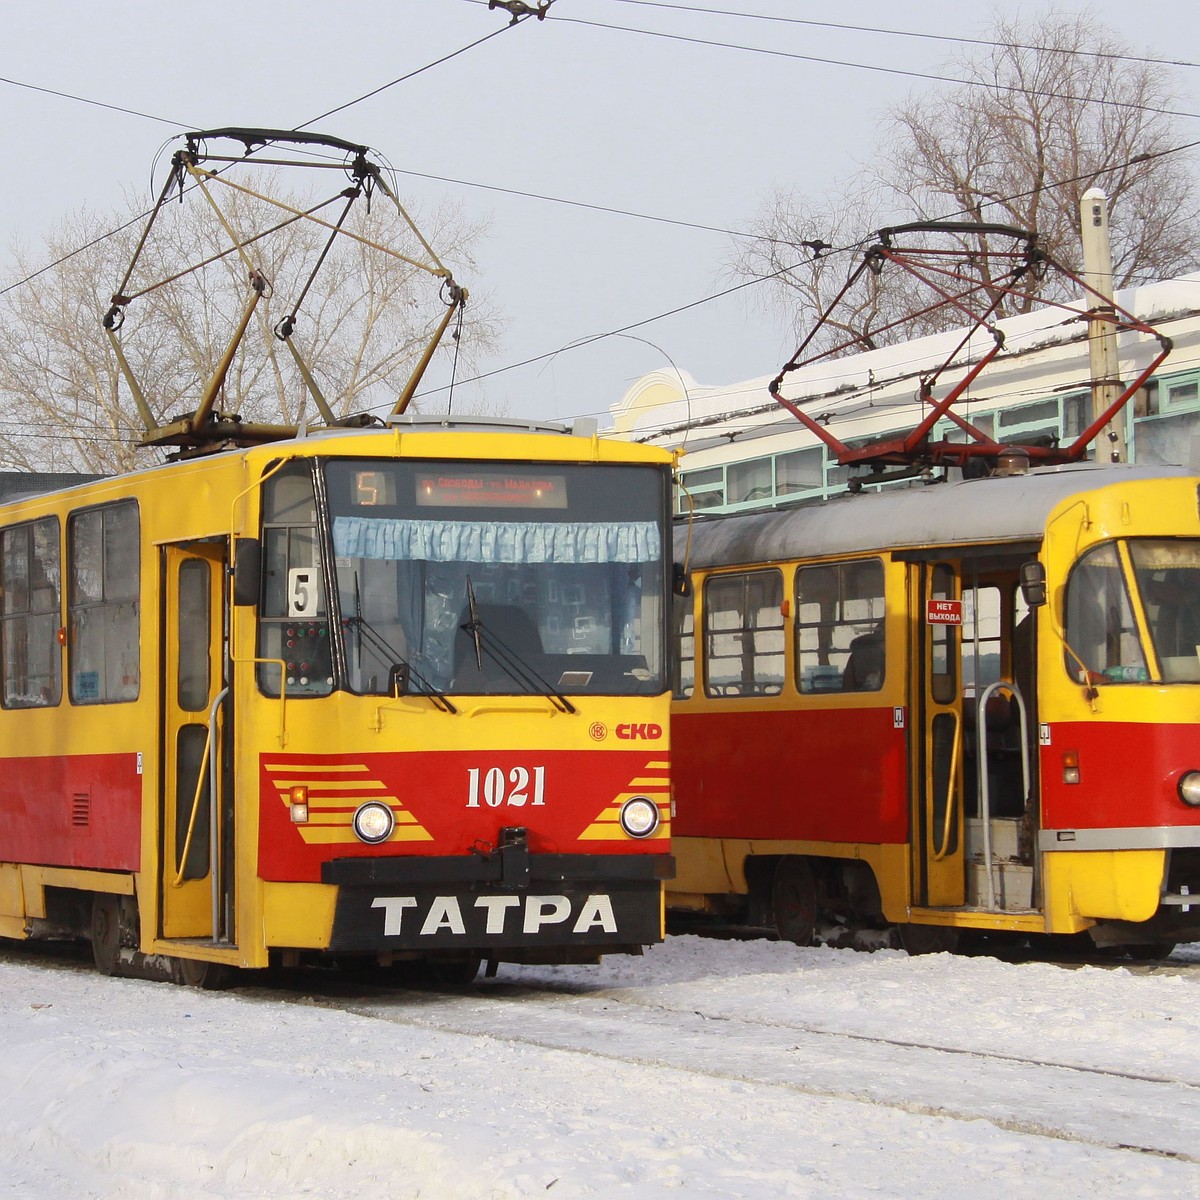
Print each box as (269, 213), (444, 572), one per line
(288, 567), (322, 617)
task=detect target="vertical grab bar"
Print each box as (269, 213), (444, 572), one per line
(931, 713), (961, 862)
(209, 686), (230, 942)
(976, 679), (1032, 909)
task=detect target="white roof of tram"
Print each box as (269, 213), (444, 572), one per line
(675, 462), (1193, 569)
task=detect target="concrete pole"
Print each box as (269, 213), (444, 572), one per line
(1080, 188), (1126, 462)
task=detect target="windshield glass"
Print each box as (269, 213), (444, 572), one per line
(1129, 539), (1200, 682)
(325, 459), (668, 696)
(1063, 542), (1148, 684)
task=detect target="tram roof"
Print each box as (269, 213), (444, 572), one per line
(675, 462), (1193, 569)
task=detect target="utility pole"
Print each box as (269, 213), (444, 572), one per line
(1080, 188), (1126, 462)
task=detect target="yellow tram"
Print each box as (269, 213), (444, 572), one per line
(0, 129), (675, 985)
(670, 460), (1200, 955)
(0, 419), (675, 984)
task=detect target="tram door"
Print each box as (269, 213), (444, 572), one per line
(160, 544), (230, 940)
(910, 561), (966, 907)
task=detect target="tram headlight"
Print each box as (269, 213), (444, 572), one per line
(619, 796), (661, 839)
(1178, 772), (1200, 808)
(352, 801), (396, 844)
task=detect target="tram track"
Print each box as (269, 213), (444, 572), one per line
(257, 971), (1200, 1166)
(7, 939), (1200, 1165)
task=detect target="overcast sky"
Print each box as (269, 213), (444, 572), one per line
(2, 0), (1197, 427)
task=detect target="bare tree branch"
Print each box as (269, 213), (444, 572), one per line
(0, 189), (499, 472)
(730, 10), (1200, 353)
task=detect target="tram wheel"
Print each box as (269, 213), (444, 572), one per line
(90, 894), (121, 976)
(898, 923), (962, 956)
(173, 957), (232, 990)
(772, 857), (818, 946)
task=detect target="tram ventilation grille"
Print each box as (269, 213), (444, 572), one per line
(71, 792), (91, 828)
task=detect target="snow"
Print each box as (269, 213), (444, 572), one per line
(4, 938), (1200, 1198)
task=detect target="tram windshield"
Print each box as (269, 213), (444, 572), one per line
(323, 459), (668, 697)
(1129, 539), (1200, 682)
(1064, 538), (1200, 684)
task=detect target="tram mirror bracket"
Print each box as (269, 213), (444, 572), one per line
(672, 562), (693, 598)
(1019, 560), (1047, 608)
(389, 662), (411, 697)
(233, 538), (262, 606)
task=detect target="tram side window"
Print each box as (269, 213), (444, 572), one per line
(1064, 542), (1148, 684)
(673, 594), (695, 699)
(703, 570), (784, 697)
(1, 517), (61, 707)
(795, 559), (885, 693)
(259, 462), (333, 697)
(68, 501), (139, 704)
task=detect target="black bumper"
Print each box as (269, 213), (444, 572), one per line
(322, 850), (673, 952)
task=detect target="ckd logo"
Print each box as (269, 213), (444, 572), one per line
(616, 722), (662, 740)
(372, 893), (618, 937)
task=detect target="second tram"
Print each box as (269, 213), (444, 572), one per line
(669, 459), (1200, 955)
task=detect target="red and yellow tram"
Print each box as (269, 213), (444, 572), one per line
(670, 460), (1200, 955)
(0, 418), (675, 984)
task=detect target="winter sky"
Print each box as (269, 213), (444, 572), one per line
(2, 1), (1198, 424)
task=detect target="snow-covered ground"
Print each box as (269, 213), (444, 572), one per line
(3, 938), (1200, 1199)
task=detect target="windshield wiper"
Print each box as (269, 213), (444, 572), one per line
(346, 615), (458, 713)
(344, 577), (457, 713)
(460, 577), (576, 714)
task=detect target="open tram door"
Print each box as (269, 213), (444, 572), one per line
(159, 541), (234, 951)
(904, 551), (1042, 943)
(908, 560), (967, 914)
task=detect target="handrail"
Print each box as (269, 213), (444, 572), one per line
(172, 724), (213, 889)
(208, 686), (230, 941)
(976, 679), (1032, 909)
(931, 712), (961, 862)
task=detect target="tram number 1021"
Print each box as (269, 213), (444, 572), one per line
(466, 765), (547, 808)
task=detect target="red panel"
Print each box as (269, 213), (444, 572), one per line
(258, 749), (671, 882)
(1041, 721), (1200, 832)
(674, 707), (909, 844)
(0, 753), (141, 870)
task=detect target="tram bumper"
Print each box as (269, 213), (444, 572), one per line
(321, 846), (674, 953)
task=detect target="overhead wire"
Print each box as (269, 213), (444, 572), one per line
(0, 13), (537, 299)
(548, 14), (1200, 122)
(599, 0), (1200, 71)
(1, 3), (1197, 439)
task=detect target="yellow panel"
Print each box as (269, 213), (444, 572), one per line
(0, 864), (25, 933)
(671, 838), (738, 896)
(1042, 850), (1165, 926)
(298, 826), (433, 845)
(22, 865), (136, 896)
(261, 882), (338, 949)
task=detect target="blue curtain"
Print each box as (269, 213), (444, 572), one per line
(333, 518), (660, 564)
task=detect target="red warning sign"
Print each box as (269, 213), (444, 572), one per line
(926, 598), (963, 625)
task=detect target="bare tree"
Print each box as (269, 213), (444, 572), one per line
(733, 10), (1200, 353)
(0, 188), (498, 474)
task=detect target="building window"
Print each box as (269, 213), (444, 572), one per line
(1, 517), (61, 707)
(727, 457), (772, 506)
(1166, 378), (1199, 409)
(795, 559), (885, 693)
(68, 501), (139, 704)
(776, 447), (824, 497)
(703, 570), (785, 696)
(677, 466), (724, 513)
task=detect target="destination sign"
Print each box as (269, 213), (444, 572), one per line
(415, 471), (568, 509)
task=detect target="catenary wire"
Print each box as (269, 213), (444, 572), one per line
(599, 0), (1200, 71)
(548, 14), (1200, 122)
(0, 7), (1196, 438)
